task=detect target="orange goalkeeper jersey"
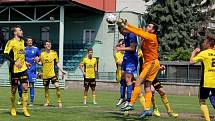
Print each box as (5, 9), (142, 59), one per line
(126, 24), (159, 62)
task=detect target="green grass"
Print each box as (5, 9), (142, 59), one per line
(0, 86), (214, 121)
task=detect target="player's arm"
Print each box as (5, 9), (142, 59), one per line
(94, 60), (98, 72)
(3, 40), (15, 64)
(54, 52), (66, 74)
(189, 48), (202, 64)
(4, 40), (22, 69)
(79, 59), (85, 76)
(126, 24), (156, 41)
(116, 41), (137, 52)
(57, 62), (66, 74)
(33, 48), (40, 63)
(37, 55), (42, 65)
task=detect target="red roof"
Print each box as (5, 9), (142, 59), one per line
(0, 0), (116, 12)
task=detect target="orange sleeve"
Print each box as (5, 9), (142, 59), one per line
(126, 23), (156, 41)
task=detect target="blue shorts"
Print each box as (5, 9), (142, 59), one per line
(27, 71), (36, 83)
(122, 58), (138, 75)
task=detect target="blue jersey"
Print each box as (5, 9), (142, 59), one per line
(25, 46), (40, 82)
(122, 32), (138, 75)
(25, 46), (40, 68)
(124, 32), (138, 59)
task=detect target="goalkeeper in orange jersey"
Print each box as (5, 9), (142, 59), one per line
(139, 50), (178, 117)
(118, 19), (160, 119)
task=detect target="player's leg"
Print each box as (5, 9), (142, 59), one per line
(10, 79), (18, 116)
(52, 76), (62, 108)
(116, 71), (126, 106)
(121, 73), (133, 108)
(122, 63), (151, 111)
(151, 86), (160, 117)
(140, 60), (160, 119)
(29, 82), (35, 106)
(43, 79), (50, 106)
(21, 82), (30, 117)
(199, 86), (210, 121)
(90, 78), (97, 104)
(28, 71), (36, 106)
(121, 77), (144, 111)
(139, 93), (145, 109)
(17, 82), (22, 105)
(20, 71), (30, 117)
(83, 78), (89, 104)
(157, 87), (178, 117)
(209, 94), (215, 110)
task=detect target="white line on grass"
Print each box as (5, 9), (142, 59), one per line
(0, 105), (103, 111)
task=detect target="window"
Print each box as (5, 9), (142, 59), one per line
(40, 26), (50, 41)
(108, 25), (115, 33)
(83, 29), (95, 44)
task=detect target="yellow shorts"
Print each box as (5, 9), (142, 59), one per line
(139, 59), (160, 81)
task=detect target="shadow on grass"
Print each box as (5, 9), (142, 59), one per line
(103, 111), (150, 121)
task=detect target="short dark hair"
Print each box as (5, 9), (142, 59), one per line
(44, 40), (52, 45)
(116, 39), (124, 47)
(150, 22), (158, 33)
(87, 48), (93, 52)
(206, 34), (215, 47)
(118, 39), (124, 44)
(26, 36), (33, 40)
(11, 25), (21, 35)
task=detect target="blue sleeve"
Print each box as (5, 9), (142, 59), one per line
(129, 33), (137, 44)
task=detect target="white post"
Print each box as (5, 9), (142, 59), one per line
(59, 6), (64, 81)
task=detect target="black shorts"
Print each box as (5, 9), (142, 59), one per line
(43, 76), (59, 86)
(199, 86), (215, 99)
(152, 77), (163, 91)
(84, 78), (96, 89)
(10, 70), (28, 86)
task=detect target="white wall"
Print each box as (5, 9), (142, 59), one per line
(116, 0), (153, 13)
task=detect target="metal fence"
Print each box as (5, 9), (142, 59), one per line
(0, 61), (203, 87)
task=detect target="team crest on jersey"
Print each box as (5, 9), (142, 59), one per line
(32, 51), (34, 54)
(45, 59), (52, 63)
(18, 49), (25, 54)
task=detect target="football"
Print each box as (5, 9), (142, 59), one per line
(106, 13), (117, 24)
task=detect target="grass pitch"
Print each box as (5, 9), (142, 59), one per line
(0, 86), (214, 121)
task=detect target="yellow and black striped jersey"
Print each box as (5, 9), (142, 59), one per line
(193, 49), (215, 88)
(40, 50), (59, 79)
(4, 38), (27, 73)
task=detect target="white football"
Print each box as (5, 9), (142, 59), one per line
(106, 13), (117, 24)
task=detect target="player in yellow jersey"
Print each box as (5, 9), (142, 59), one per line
(190, 35), (215, 121)
(80, 48), (97, 105)
(39, 40), (66, 108)
(115, 39), (124, 83)
(4, 25), (30, 117)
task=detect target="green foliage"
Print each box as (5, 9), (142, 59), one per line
(145, 0), (206, 61)
(162, 47), (191, 61)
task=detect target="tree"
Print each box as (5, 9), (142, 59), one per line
(145, 0), (206, 61)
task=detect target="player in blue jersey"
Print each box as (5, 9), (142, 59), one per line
(17, 36), (40, 106)
(115, 26), (138, 108)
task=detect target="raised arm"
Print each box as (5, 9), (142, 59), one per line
(126, 23), (156, 41)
